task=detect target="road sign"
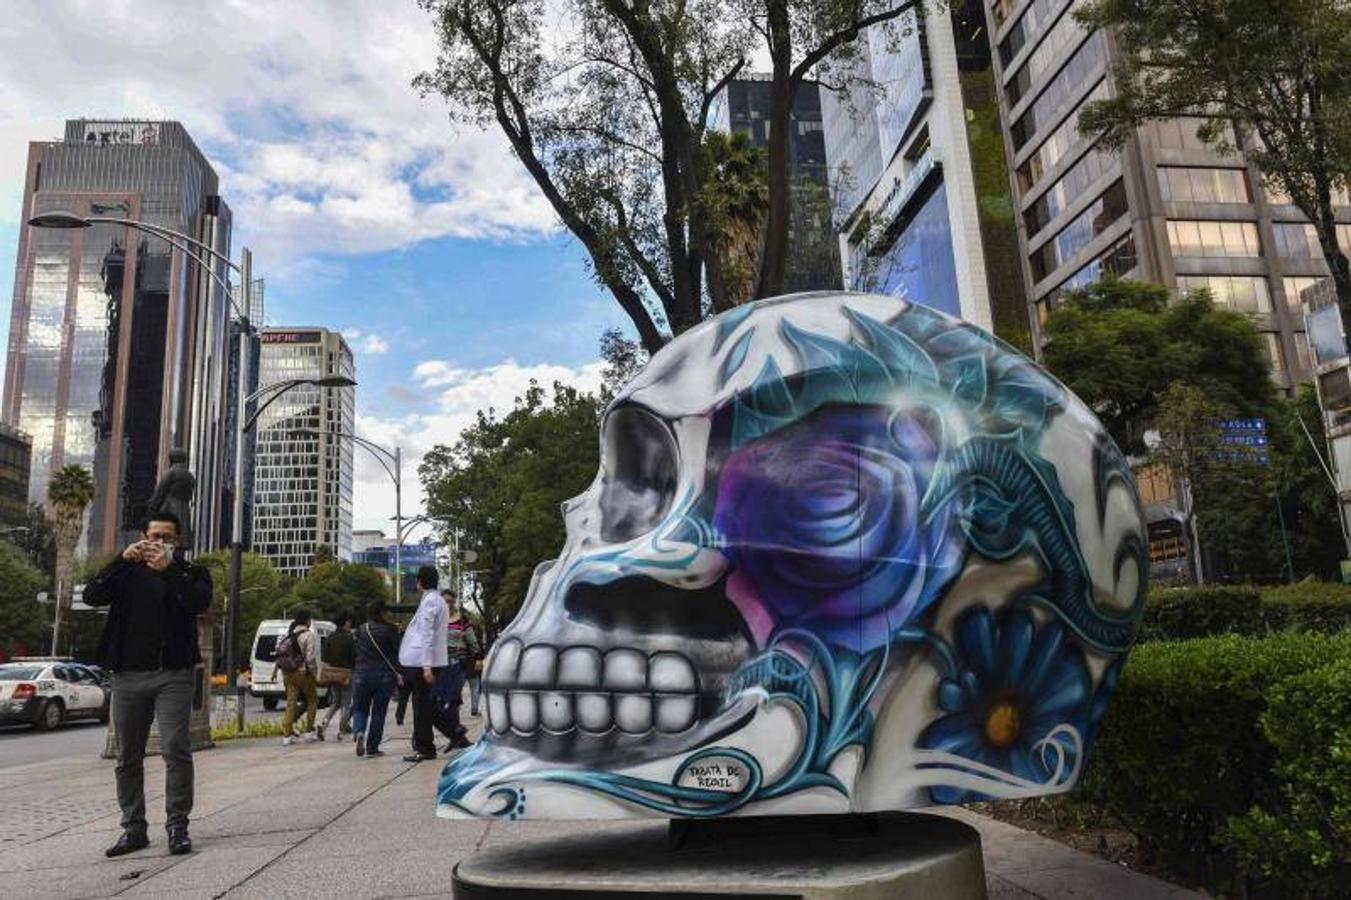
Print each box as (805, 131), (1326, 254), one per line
(1215, 417), (1270, 465)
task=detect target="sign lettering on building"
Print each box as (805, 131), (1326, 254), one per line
(82, 122), (160, 146)
(261, 332), (322, 344)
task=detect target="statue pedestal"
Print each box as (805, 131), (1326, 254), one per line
(452, 812), (986, 899)
(101, 615), (216, 759)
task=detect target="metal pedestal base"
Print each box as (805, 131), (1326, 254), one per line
(452, 811), (986, 899)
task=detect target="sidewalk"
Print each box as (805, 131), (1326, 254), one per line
(0, 715), (1198, 900)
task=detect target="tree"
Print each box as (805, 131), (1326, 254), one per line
(1042, 277), (1275, 454)
(1272, 384), (1346, 578)
(0, 540), (49, 659)
(2, 503), (56, 578)
(274, 561), (390, 624)
(194, 551), (285, 671)
(421, 381), (605, 635)
(46, 464), (94, 613)
(415, 0), (924, 353)
(309, 544), (336, 568)
(1077, 0), (1351, 313)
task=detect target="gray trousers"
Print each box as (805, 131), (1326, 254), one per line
(112, 668), (195, 833)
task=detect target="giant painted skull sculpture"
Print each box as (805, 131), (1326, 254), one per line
(439, 292), (1146, 820)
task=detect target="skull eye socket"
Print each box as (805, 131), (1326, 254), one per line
(599, 404), (679, 542)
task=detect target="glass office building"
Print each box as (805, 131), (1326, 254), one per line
(716, 75), (842, 293)
(822, 1), (1028, 347)
(251, 328), (355, 577)
(985, 0), (1344, 389)
(3, 120), (242, 554)
(0, 423), (32, 529)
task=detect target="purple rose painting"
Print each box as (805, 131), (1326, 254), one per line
(713, 405), (963, 653)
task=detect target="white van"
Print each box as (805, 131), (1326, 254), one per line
(249, 619), (336, 710)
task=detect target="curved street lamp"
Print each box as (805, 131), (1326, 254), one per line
(28, 210), (269, 711)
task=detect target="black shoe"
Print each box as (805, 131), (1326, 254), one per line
(355, 733), (365, 757)
(167, 826), (192, 855)
(442, 734), (472, 753)
(366, 749), (384, 757)
(105, 830), (149, 858)
(402, 752), (435, 762)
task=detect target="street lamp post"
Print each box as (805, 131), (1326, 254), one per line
(293, 430), (403, 604)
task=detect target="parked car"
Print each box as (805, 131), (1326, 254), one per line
(249, 620), (336, 711)
(0, 660), (110, 730)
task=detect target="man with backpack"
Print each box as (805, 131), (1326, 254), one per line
(277, 610), (319, 744)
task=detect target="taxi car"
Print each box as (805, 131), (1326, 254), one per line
(0, 659), (110, 730)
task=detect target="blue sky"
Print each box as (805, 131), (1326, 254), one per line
(0, 1), (633, 534)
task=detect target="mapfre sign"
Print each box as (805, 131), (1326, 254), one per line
(261, 332), (321, 344)
(82, 122), (161, 146)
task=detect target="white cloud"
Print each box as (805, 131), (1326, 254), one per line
(0, 1), (559, 264)
(359, 334), (389, 355)
(351, 357), (606, 532)
(342, 327), (362, 340)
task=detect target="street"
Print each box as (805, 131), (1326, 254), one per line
(0, 719), (107, 770)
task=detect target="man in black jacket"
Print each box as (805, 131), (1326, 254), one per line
(84, 511), (212, 858)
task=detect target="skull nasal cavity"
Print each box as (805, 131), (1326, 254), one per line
(599, 405), (679, 542)
(564, 576), (751, 644)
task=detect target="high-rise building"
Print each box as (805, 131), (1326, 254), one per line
(3, 119), (240, 553)
(0, 423), (32, 529)
(984, 0), (1343, 387)
(821, 1), (1028, 346)
(716, 76), (842, 293)
(251, 328), (355, 577)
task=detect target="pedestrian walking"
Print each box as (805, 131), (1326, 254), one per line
(83, 511), (212, 858)
(399, 566), (450, 762)
(317, 611), (355, 741)
(464, 612), (485, 717)
(278, 610), (319, 743)
(351, 600), (403, 757)
(440, 595), (479, 751)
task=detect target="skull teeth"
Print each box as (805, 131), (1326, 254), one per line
(484, 640), (700, 736)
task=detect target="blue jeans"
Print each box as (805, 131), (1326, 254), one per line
(351, 669), (397, 752)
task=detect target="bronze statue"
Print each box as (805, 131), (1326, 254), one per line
(148, 448), (196, 549)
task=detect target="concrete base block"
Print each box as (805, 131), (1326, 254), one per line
(453, 811), (987, 899)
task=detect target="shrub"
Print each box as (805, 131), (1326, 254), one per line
(1080, 631), (1351, 889)
(210, 718), (286, 742)
(1220, 657), (1351, 898)
(1138, 586), (1263, 641)
(1261, 582), (1351, 634)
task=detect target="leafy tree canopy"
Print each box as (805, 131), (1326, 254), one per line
(1042, 277), (1275, 454)
(273, 560), (390, 625)
(0, 540), (50, 659)
(193, 551), (286, 670)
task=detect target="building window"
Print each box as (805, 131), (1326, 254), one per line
(1157, 167), (1251, 204)
(1042, 232), (1138, 306)
(1166, 220), (1262, 258)
(997, 0), (1067, 64)
(1294, 332), (1313, 372)
(1265, 182), (1351, 206)
(1030, 179), (1129, 282)
(1015, 80), (1108, 194)
(1145, 117), (1237, 151)
(1005, 2), (1090, 108)
(1024, 145), (1114, 237)
(1010, 32), (1107, 150)
(1283, 276), (1322, 314)
(1272, 222), (1351, 261)
(1176, 275), (1272, 314)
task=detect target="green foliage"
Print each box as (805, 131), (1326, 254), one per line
(1082, 632), (1351, 889)
(193, 551), (286, 671)
(1043, 279), (1274, 454)
(46, 463), (95, 510)
(210, 717), (287, 742)
(421, 381), (604, 638)
(1220, 656), (1351, 898)
(3, 503), (55, 577)
(274, 560), (389, 624)
(1261, 582), (1351, 634)
(0, 540), (51, 657)
(1139, 587), (1264, 642)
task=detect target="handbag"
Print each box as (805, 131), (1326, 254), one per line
(316, 663), (352, 687)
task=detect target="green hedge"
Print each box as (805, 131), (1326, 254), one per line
(1220, 656), (1351, 898)
(1081, 631), (1351, 891)
(1137, 584), (1351, 642)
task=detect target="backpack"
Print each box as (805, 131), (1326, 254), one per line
(275, 630), (306, 673)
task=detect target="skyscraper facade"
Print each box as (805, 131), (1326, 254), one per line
(251, 328), (355, 577)
(985, 0), (1345, 388)
(0, 423), (32, 529)
(717, 76), (842, 293)
(3, 119), (239, 554)
(822, 1), (1028, 347)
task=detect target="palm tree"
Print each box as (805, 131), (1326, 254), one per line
(47, 464), (95, 610)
